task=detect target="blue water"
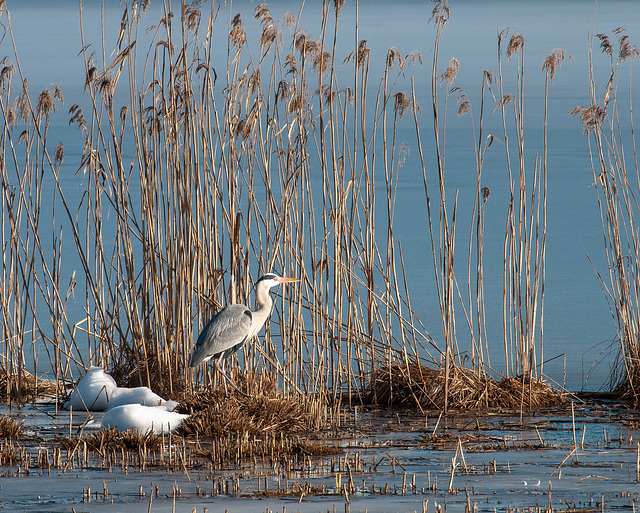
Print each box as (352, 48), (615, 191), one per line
(4, 0), (640, 391)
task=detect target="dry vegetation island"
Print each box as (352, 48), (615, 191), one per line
(1, 0), (640, 489)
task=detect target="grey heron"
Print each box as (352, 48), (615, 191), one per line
(188, 273), (299, 394)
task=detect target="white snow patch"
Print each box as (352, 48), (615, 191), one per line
(64, 367), (174, 412)
(100, 404), (188, 434)
(64, 367), (118, 411)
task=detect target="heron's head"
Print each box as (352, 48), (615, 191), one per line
(257, 273), (300, 290)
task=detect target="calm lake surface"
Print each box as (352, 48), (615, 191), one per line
(5, 0), (640, 391)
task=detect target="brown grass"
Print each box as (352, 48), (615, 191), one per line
(0, 415), (24, 439)
(0, 369), (59, 403)
(366, 362), (565, 410)
(178, 372), (321, 437)
(60, 428), (162, 453)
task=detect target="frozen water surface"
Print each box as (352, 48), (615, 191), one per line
(1, 400), (640, 512)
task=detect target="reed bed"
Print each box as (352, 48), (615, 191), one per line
(0, 0), (586, 417)
(570, 29), (640, 403)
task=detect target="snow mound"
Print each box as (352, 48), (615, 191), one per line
(101, 404), (188, 434)
(64, 367), (168, 411)
(64, 367), (118, 411)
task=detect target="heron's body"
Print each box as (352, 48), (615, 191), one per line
(188, 273), (298, 393)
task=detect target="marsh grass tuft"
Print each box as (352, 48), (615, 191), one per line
(366, 362), (564, 410)
(178, 372), (320, 437)
(0, 415), (24, 439)
(61, 427), (162, 453)
(0, 369), (59, 403)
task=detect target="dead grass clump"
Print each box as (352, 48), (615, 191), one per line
(616, 369), (640, 406)
(193, 433), (342, 465)
(0, 369), (59, 403)
(178, 373), (314, 437)
(60, 428), (162, 452)
(0, 441), (22, 466)
(366, 362), (565, 410)
(0, 416), (24, 439)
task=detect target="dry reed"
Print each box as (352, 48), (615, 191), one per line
(570, 28), (640, 403)
(178, 371), (322, 437)
(366, 361), (564, 410)
(0, 0), (580, 417)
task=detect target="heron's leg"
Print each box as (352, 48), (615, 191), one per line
(215, 355), (229, 395)
(216, 356), (247, 396)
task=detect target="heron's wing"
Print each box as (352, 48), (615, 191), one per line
(188, 304), (252, 367)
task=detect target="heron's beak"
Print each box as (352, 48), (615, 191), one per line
(278, 277), (300, 284)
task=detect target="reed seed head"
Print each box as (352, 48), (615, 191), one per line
(429, 0), (450, 27)
(98, 74), (114, 100)
(120, 105), (128, 124)
(285, 53), (297, 75)
(255, 4), (278, 52)
(542, 49), (571, 81)
(229, 15), (246, 49)
(288, 93), (306, 114)
(455, 90), (471, 117)
(248, 70), (261, 93)
(0, 61), (14, 89)
(615, 31), (640, 62)
(507, 32), (524, 60)
(343, 40), (370, 70)
(596, 33), (612, 57)
(159, 12), (173, 28)
(295, 32), (319, 59)
(259, 25), (278, 53)
(406, 50), (423, 68)
(439, 58), (459, 86)
(69, 104), (86, 130)
(132, 0), (150, 17)
(394, 91), (410, 118)
(282, 11), (296, 28)
(493, 93), (514, 114)
(345, 86), (354, 105)
(85, 65), (97, 91)
(6, 106), (15, 127)
(254, 3), (272, 24)
(183, 1), (201, 31)
(312, 50), (331, 75)
(569, 104), (606, 134)
(54, 142), (64, 167)
(483, 69), (496, 85)
(14, 79), (31, 123)
(37, 89), (55, 117)
(357, 39), (370, 69)
(322, 84), (337, 106)
(386, 47), (402, 70)
(275, 80), (292, 104)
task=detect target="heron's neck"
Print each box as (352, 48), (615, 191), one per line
(255, 287), (274, 313)
(248, 287), (273, 339)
